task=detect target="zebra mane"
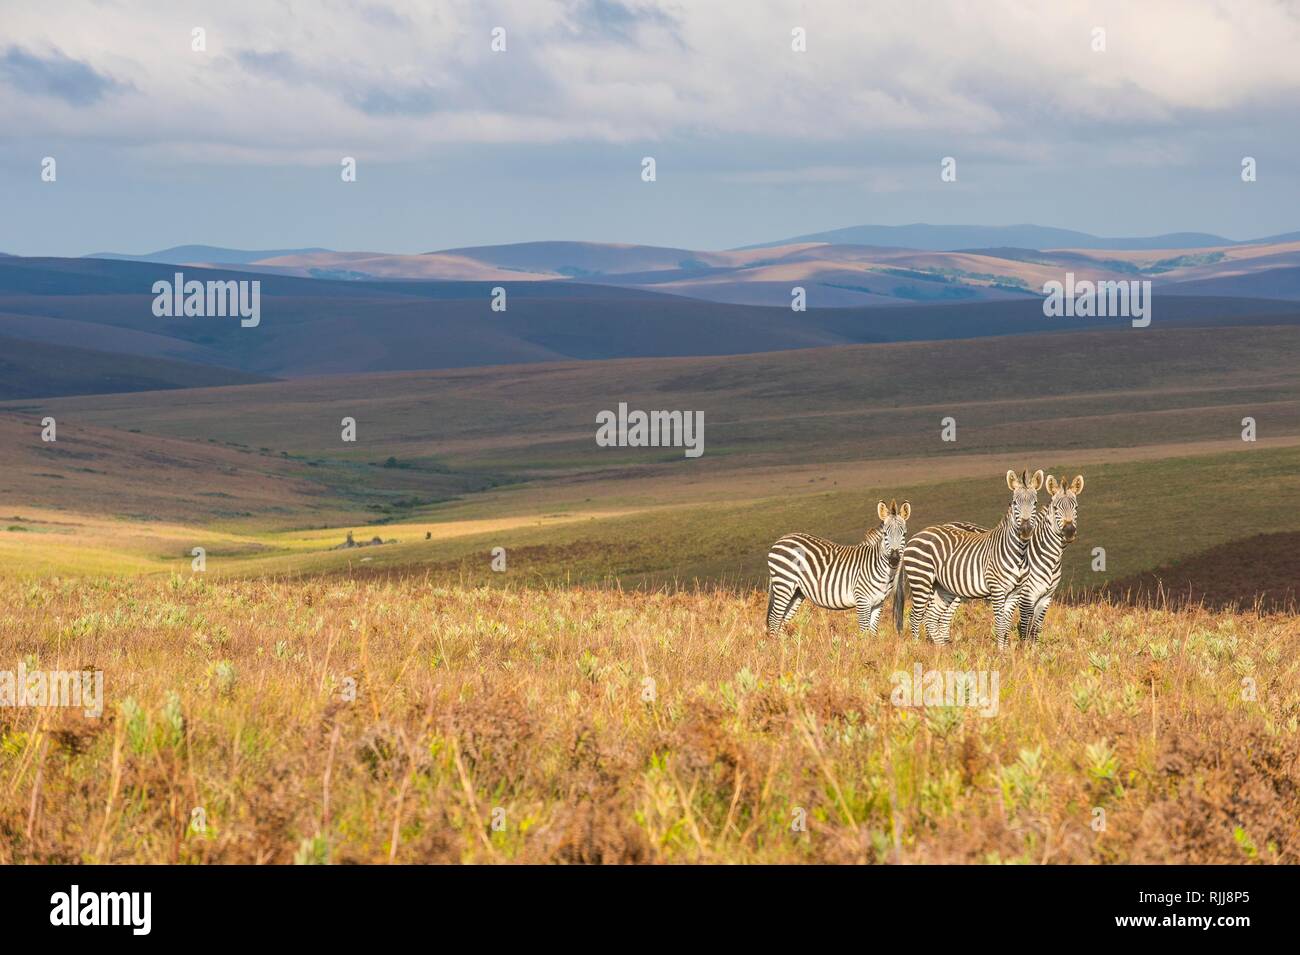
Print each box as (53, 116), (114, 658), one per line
(991, 507), (1018, 534)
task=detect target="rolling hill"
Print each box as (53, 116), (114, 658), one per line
(107, 234), (1300, 309)
(3, 256), (1299, 391)
(88, 245), (333, 265)
(10, 324), (1297, 482)
(744, 223), (1246, 251)
(3, 323), (1296, 587)
(0, 335), (272, 399)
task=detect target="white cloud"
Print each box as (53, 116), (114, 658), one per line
(1, 0), (1297, 164)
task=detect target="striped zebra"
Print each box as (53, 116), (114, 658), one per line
(766, 499), (910, 635)
(896, 469), (1042, 648)
(1017, 473), (1084, 643)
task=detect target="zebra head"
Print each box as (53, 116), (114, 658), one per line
(1044, 473), (1084, 543)
(1005, 469), (1044, 541)
(876, 498), (911, 565)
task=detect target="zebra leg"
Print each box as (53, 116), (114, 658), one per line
(767, 579), (796, 634)
(926, 587), (950, 621)
(1029, 596), (1051, 643)
(931, 592), (961, 645)
(1017, 596), (1034, 642)
(781, 590), (805, 629)
(925, 586), (953, 639)
(855, 593), (883, 634)
(855, 596), (872, 633)
(924, 598), (943, 636)
(912, 594), (931, 641)
(992, 593), (1016, 650)
(907, 576), (932, 641)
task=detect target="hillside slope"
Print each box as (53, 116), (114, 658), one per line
(0, 335), (272, 399)
(3, 257), (1298, 387)
(12, 323), (1293, 468)
(1101, 532), (1300, 611)
(74, 235), (1300, 308)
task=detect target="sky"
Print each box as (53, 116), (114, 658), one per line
(1, 0), (1298, 256)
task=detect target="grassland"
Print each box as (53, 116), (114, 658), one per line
(2, 576), (1296, 864)
(10, 326), (1298, 481)
(4, 443), (1296, 609)
(0, 326), (1296, 866)
(3, 324), (1297, 590)
(257, 443), (1300, 598)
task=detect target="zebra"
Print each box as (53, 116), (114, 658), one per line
(1017, 473), (1084, 643)
(766, 499), (910, 635)
(896, 469), (1043, 648)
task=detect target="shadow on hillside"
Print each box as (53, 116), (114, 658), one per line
(1081, 532), (1300, 614)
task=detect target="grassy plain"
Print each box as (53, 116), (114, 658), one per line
(0, 328), (1297, 865)
(3, 443), (1296, 602)
(8, 325), (1298, 478)
(2, 325), (1297, 590)
(2, 577), (1296, 864)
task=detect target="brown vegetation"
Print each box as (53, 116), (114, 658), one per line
(1, 577), (1296, 864)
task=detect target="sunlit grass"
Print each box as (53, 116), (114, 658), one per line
(5, 445), (1298, 588)
(2, 576), (1295, 864)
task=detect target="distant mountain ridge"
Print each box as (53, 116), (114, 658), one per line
(87, 245), (333, 265)
(60, 226), (1300, 310)
(743, 223), (1273, 251)
(86, 225), (1300, 268)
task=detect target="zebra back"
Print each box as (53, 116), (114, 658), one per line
(903, 513), (1026, 601)
(768, 529), (889, 610)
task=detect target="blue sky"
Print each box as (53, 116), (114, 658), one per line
(2, 0), (1298, 256)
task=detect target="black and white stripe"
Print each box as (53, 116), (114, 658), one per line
(898, 469), (1042, 648)
(1017, 473), (1084, 643)
(766, 499), (909, 634)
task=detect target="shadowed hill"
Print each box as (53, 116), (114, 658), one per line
(10, 324), (1298, 477)
(0, 335), (272, 399)
(2, 256), (1299, 388)
(1098, 532), (1300, 612)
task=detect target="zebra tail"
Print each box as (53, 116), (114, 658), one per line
(893, 564), (907, 634)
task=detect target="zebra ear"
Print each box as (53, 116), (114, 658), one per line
(877, 500), (889, 521)
(1070, 474), (1085, 495)
(1030, 469), (1045, 491)
(898, 500), (911, 520)
(1006, 469), (1019, 490)
(1045, 474), (1059, 495)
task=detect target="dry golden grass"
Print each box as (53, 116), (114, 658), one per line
(1, 576), (1297, 864)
